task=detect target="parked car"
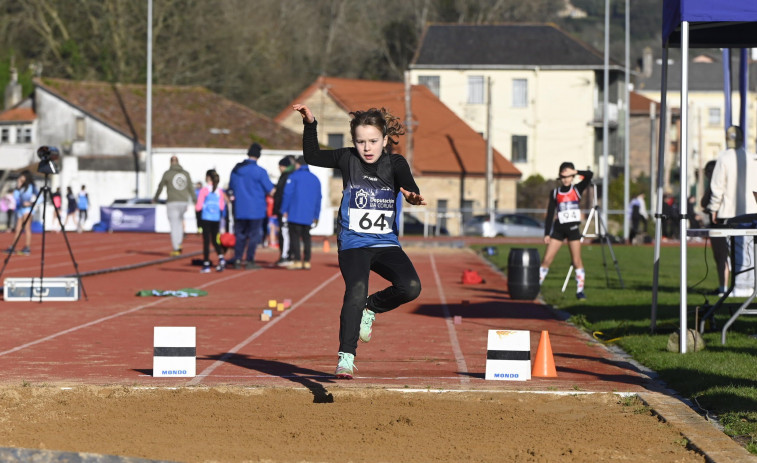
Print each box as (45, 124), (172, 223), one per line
(400, 213), (449, 236)
(463, 213), (543, 238)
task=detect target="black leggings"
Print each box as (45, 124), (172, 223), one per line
(338, 246), (421, 355)
(288, 222), (311, 262)
(201, 219), (223, 263)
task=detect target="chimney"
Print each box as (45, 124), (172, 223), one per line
(4, 68), (22, 110)
(642, 47), (653, 78)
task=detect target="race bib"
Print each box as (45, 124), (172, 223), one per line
(557, 208), (580, 224)
(348, 188), (395, 234)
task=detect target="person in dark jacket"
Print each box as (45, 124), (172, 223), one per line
(273, 156), (295, 265)
(228, 143), (275, 270)
(280, 156), (322, 270)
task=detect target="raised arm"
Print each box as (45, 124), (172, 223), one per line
(292, 104), (341, 168)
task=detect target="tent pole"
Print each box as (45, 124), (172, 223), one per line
(651, 46), (668, 333)
(740, 48), (748, 144)
(679, 21), (690, 354)
(723, 48), (732, 130)
(623, 0), (630, 244)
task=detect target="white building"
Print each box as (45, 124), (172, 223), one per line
(409, 23), (625, 182)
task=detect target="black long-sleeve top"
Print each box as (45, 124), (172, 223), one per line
(544, 170), (593, 236)
(302, 119), (420, 196)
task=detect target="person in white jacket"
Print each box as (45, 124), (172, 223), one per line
(707, 126), (757, 296)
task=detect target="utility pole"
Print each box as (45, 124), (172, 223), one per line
(145, 0), (153, 198)
(404, 71), (414, 171)
(486, 77), (494, 221)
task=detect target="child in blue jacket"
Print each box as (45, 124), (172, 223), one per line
(280, 156), (322, 270)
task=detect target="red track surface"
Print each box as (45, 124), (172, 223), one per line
(0, 232), (650, 392)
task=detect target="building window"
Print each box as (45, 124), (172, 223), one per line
(1, 128), (8, 143)
(21, 127), (32, 143)
(327, 133), (344, 149)
(511, 135), (528, 163)
(418, 75), (440, 97)
(75, 116), (86, 141)
(512, 79), (528, 108)
(708, 107), (721, 126)
(467, 75), (484, 104)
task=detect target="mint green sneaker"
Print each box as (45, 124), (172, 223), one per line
(359, 308), (375, 343)
(335, 352), (356, 379)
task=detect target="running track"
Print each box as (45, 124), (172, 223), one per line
(0, 232), (651, 392)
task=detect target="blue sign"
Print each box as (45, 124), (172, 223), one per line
(100, 207), (156, 232)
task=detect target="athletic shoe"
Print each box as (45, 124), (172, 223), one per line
(576, 291), (586, 300)
(216, 256), (226, 272)
(303, 261), (311, 270)
(335, 352), (356, 379)
(232, 259), (243, 269)
(276, 259), (292, 267)
(359, 308), (375, 343)
(19, 246), (30, 256)
(245, 262), (262, 270)
(200, 262), (211, 273)
(3, 247), (13, 254)
(287, 261), (304, 270)
(169, 249), (181, 257)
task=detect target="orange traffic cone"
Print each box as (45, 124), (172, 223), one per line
(532, 330), (557, 377)
(323, 239), (331, 252)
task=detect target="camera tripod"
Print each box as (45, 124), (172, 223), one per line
(0, 172), (87, 302)
(561, 183), (624, 292)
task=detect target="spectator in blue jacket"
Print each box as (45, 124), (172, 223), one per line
(280, 156), (321, 270)
(228, 143), (275, 270)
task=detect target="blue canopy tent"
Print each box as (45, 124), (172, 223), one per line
(652, 0), (757, 352)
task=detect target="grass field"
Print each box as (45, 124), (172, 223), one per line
(478, 240), (757, 454)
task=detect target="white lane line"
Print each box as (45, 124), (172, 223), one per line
(188, 271), (342, 386)
(0, 270), (250, 358)
(429, 252), (470, 384)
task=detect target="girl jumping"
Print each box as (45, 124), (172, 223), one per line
(293, 103), (426, 379)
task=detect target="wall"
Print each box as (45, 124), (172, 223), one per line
(35, 89), (134, 157)
(410, 68), (598, 180)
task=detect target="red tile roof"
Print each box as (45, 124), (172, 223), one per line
(35, 78), (301, 150)
(276, 76), (521, 178)
(630, 91), (660, 115)
(0, 107), (35, 122)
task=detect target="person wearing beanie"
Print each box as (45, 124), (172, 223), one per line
(228, 143), (275, 269)
(273, 156), (296, 266)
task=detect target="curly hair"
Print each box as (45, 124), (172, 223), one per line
(349, 107), (405, 146)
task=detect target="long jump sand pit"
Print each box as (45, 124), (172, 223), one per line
(0, 385), (703, 462)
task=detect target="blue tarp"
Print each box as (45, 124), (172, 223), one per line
(663, 0), (757, 47)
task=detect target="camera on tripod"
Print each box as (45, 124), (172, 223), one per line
(37, 145), (60, 175)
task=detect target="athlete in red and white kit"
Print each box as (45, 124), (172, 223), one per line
(540, 162), (593, 299)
